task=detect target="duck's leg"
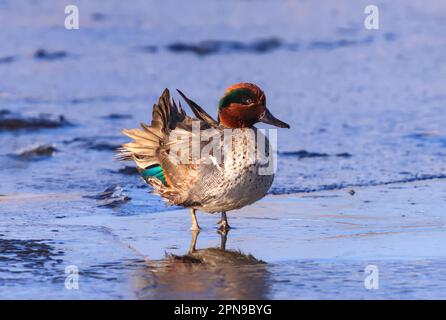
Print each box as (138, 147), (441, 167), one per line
(218, 211), (231, 231)
(189, 229), (200, 254)
(220, 230), (228, 250)
(189, 208), (201, 231)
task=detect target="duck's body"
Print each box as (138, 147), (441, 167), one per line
(180, 127), (274, 213)
(119, 83), (289, 230)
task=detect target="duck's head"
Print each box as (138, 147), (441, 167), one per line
(218, 83), (290, 129)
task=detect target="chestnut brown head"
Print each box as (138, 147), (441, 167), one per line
(218, 83), (290, 129)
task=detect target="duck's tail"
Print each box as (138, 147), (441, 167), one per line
(117, 89), (186, 184)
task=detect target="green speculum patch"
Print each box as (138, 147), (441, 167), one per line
(141, 164), (169, 186)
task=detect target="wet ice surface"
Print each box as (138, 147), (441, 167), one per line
(1, 0), (446, 299)
(5, 179), (440, 300)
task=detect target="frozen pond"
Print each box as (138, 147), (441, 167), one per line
(1, 0), (446, 299)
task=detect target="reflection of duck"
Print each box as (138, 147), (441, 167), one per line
(134, 231), (270, 299)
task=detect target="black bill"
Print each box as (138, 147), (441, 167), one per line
(259, 108), (290, 128)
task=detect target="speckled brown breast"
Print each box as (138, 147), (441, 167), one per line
(182, 128), (275, 213)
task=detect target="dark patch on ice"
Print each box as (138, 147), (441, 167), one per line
(405, 132), (433, 139)
(280, 150), (352, 159)
(150, 35), (381, 56)
(102, 113), (133, 120)
(0, 239), (64, 281)
(14, 144), (58, 161)
(0, 56), (15, 64)
(85, 185), (131, 207)
(34, 49), (68, 60)
(91, 12), (107, 21)
(62, 137), (89, 144)
(167, 38), (283, 55)
(301, 194), (340, 199)
(67, 95), (135, 105)
(308, 36), (373, 50)
(0, 111), (71, 131)
(336, 152), (353, 158)
(405, 132), (446, 147)
(63, 137), (122, 151)
(87, 142), (121, 151)
(112, 166), (138, 175)
(247, 38), (283, 53)
(280, 150), (329, 158)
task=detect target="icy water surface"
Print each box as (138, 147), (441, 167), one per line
(1, 0), (446, 299)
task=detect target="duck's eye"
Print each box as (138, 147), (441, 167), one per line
(243, 98), (253, 105)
